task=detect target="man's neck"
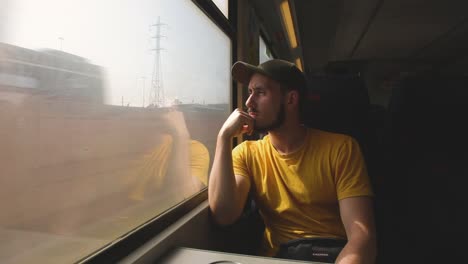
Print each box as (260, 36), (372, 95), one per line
(268, 123), (308, 155)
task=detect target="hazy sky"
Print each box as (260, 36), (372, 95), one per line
(1, 0), (231, 106)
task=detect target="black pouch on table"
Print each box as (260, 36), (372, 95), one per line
(275, 237), (347, 263)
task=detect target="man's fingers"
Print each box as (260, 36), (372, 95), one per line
(229, 108), (255, 136)
(236, 109), (251, 118)
(240, 118), (255, 135)
(243, 123), (255, 135)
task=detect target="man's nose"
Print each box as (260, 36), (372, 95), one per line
(245, 94), (255, 109)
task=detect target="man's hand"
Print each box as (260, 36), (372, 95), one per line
(218, 108), (255, 140)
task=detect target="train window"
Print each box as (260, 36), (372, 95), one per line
(259, 35), (274, 63)
(0, 0), (230, 263)
(212, 0), (229, 18)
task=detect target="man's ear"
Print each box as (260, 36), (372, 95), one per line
(287, 90), (299, 106)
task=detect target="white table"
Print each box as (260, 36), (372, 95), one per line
(158, 247), (326, 264)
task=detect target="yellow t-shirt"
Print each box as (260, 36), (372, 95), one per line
(232, 128), (373, 256)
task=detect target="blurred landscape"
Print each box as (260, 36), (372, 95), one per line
(0, 42), (228, 263)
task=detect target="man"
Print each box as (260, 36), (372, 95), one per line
(208, 59), (376, 263)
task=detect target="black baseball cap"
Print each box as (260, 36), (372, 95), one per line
(231, 59), (306, 93)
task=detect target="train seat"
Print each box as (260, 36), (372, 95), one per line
(383, 73), (468, 263)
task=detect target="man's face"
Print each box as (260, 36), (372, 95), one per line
(246, 73), (286, 133)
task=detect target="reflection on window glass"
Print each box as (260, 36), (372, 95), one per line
(0, 0), (230, 263)
(260, 35), (273, 63)
(212, 0), (229, 18)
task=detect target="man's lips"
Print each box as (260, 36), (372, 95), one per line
(248, 112), (258, 118)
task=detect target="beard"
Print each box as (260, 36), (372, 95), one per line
(254, 102), (286, 133)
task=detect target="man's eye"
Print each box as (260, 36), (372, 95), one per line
(248, 89), (264, 95)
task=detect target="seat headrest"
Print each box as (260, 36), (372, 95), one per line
(308, 75), (370, 107)
(303, 75), (370, 134)
(388, 74), (468, 153)
(306, 76), (370, 125)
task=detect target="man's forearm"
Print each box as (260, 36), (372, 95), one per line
(336, 233), (376, 264)
(208, 136), (243, 225)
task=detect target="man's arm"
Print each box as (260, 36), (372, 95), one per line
(208, 109), (253, 226)
(336, 196), (377, 264)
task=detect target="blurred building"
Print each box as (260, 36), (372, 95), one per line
(0, 42), (105, 103)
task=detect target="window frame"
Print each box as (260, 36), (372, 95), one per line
(260, 29), (277, 60)
(78, 1), (237, 263)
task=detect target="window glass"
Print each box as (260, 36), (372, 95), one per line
(259, 35), (274, 63)
(0, 0), (230, 263)
(212, 0), (229, 18)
